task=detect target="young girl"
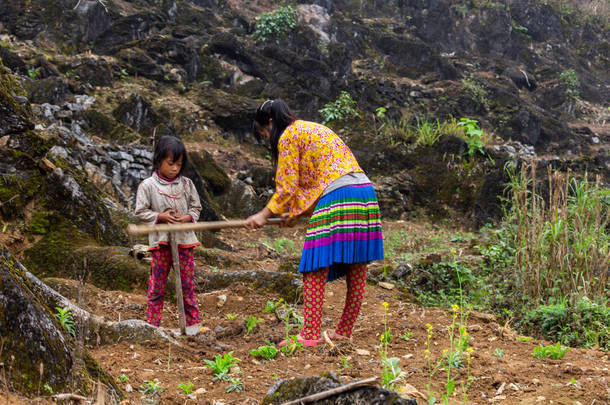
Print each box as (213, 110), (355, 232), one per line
(135, 135), (202, 334)
(245, 99), (384, 346)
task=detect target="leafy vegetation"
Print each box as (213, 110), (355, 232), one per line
(250, 344), (279, 360)
(253, 6), (298, 43)
(559, 68), (580, 99)
(139, 380), (164, 395)
(532, 342), (570, 360)
(415, 118), (442, 147)
(54, 306), (76, 337)
(245, 315), (263, 335)
(177, 381), (194, 396)
(204, 352), (240, 381)
(319, 91), (359, 124)
(461, 76), (489, 109)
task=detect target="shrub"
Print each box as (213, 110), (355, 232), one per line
(559, 68), (580, 99)
(461, 76), (488, 108)
(253, 6), (297, 43)
(522, 297), (609, 350)
(319, 91), (359, 124)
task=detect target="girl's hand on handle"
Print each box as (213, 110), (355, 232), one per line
(245, 207), (273, 230)
(280, 212), (297, 228)
(174, 215), (193, 223)
(157, 209), (179, 224)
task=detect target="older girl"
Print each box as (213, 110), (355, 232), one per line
(245, 99), (384, 346)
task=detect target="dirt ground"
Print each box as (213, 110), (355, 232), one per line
(6, 221), (610, 404)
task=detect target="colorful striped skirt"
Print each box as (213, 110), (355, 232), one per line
(299, 183), (384, 282)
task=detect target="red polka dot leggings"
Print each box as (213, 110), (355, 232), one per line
(147, 245), (200, 327)
(301, 262), (367, 340)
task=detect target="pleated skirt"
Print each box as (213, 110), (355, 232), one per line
(299, 183), (384, 282)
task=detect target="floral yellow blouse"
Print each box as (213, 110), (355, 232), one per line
(266, 120), (363, 216)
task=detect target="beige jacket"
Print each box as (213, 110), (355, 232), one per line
(135, 172), (202, 249)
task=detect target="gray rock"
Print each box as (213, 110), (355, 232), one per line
(262, 372), (416, 405)
(109, 151), (135, 162)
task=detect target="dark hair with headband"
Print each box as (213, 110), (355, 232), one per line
(253, 99), (296, 165)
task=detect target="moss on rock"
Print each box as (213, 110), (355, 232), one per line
(0, 244), (123, 400)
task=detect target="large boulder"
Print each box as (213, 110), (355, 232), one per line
(0, 60), (33, 136)
(0, 245), (123, 400)
(262, 372), (416, 405)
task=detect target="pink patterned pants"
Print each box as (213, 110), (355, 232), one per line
(147, 246), (200, 327)
(301, 263), (367, 340)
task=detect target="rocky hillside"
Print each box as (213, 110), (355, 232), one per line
(0, 0), (608, 401)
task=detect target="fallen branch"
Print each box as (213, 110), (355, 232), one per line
(52, 393), (88, 401)
(0, 195), (17, 207)
(280, 376), (378, 405)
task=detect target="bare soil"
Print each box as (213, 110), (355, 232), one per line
(15, 220), (608, 405)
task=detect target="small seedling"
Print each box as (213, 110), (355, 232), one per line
(118, 374), (129, 382)
(532, 342), (570, 360)
(280, 335), (303, 356)
(225, 378), (243, 393)
(250, 344), (279, 360)
(517, 335), (534, 342)
(245, 315), (263, 335)
(43, 384), (53, 394)
(262, 298), (284, 314)
(177, 381), (194, 395)
(493, 348), (504, 358)
(139, 380), (164, 395)
(204, 351), (240, 381)
(339, 357), (351, 369)
(226, 313), (238, 320)
(54, 307), (76, 336)
(399, 332), (414, 341)
(210, 265), (219, 273)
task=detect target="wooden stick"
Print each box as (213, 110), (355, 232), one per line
(126, 218), (283, 236)
(170, 233), (187, 335)
(280, 376), (378, 405)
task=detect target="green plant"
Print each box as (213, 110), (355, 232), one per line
(263, 298), (285, 314)
(245, 315), (263, 335)
(225, 378), (243, 393)
(339, 357), (351, 369)
(27, 68), (37, 79)
(139, 380), (164, 395)
(319, 91), (359, 124)
(253, 6), (297, 43)
(505, 163), (608, 303)
(250, 344), (279, 360)
(493, 348), (504, 358)
(457, 118), (485, 156)
(204, 352), (240, 381)
(517, 335), (534, 342)
(120, 68), (129, 80)
(118, 374), (129, 382)
(280, 334), (303, 356)
(226, 313), (238, 320)
(461, 76), (489, 108)
(400, 332), (414, 341)
(54, 307), (76, 337)
(532, 342), (570, 360)
(271, 237), (296, 254)
(177, 381), (194, 395)
(43, 383), (53, 394)
(522, 297), (609, 350)
(559, 68), (580, 99)
(379, 302), (402, 389)
(415, 118), (442, 147)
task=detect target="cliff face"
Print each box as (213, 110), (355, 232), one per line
(0, 0), (608, 226)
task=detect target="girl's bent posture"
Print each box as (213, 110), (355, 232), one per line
(135, 136), (202, 334)
(245, 99), (384, 346)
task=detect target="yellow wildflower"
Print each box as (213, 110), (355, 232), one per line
(382, 302), (389, 309)
(467, 347), (474, 353)
(451, 304), (460, 312)
(426, 323), (433, 330)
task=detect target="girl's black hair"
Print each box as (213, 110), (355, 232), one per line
(152, 135), (188, 176)
(253, 99), (297, 165)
